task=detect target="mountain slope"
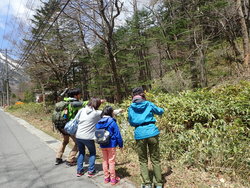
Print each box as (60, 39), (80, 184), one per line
(0, 52), (29, 92)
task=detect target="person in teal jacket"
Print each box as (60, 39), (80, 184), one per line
(128, 87), (164, 188)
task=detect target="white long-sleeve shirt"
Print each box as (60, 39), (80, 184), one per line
(75, 106), (123, 140)
(76, 106), (102, 140)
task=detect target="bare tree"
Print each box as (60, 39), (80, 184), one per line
(236, 0), (250, 72)
(67, 0), (124, 102)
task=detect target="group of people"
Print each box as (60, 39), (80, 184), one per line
(53, 87), (164, 188)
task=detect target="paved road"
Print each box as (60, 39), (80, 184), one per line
(0, 109), (98, 188)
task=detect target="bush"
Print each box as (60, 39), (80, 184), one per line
(7, 81), (250, 184)
(7, 102), (45, 115)
(23, 91), (35, 103)
(119, 81), (250, 184)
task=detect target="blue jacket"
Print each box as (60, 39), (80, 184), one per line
(95, 116), (123, 148)
(128, 100), (164, 140)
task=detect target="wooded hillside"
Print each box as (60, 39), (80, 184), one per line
(19, 0), (250, 102)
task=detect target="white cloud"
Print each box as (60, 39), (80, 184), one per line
(0, 0), (150, 27)
(0, 1), (10, 15)
(0, 0), (42, 23)
(122, 0), (151, 11)
(0, 0), (43, 49)
(116, 0), (151, 26)
(0, 21), (5, 29)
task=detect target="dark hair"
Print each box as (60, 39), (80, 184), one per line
(101, 106), (113, 117)
(132, 87), (144, 96)
(67, 88), (81, 98)
(132, 87), (146, 99)
(87, 98), (102, 110)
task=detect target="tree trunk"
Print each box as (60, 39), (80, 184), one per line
(198, 47), (208, 88)
(236, 0), (250, 71)
(156, 42), (164, 80)
(106, 41), (122, 103)
(81, 61), (89, 100)
(190, 60), (199, 88)
(40, 82), (46, 109)
(133, 3), (151, 90)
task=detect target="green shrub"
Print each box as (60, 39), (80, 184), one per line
(7, 103), (45, 115)
(23, 91), (35, 103)
(7, 81), (250, 184)
(119, 81), (250, 184)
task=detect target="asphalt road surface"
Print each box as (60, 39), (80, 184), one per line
(0, 109), (98, 188)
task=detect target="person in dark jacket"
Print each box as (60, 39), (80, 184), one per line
(95, 106), (123, 185)
(128, 87), (164, 188)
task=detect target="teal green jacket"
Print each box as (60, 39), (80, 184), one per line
(128, 100), (164, 140)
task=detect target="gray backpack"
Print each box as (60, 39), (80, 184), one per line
(52, 101), (69, 129)
(95, 128), (110, 145)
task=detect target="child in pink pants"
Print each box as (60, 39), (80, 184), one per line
(95, 106), (123, 185)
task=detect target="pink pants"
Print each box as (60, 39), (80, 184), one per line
(101, 148), (116, 179)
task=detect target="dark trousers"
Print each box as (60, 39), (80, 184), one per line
(136, 135), (163, 186)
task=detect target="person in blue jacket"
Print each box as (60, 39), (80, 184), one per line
(128, 87), (164, 188)
(95, 106), (123, 185)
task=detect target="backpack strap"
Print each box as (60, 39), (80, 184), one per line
(102, 117), (113, 136)
(67, 102), (79, 120)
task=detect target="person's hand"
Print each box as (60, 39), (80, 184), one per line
(117, 108), (124, 113)
(113, 108), (123, 115)
(100, 99), (106, 103)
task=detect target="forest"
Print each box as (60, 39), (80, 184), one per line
(19, 0), (249, 104)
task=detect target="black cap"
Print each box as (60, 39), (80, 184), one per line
(132, 87), (144, 96)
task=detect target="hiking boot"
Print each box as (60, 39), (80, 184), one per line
(87, 170), (96, 177)
(110, 177), (120, 185)
(65, 161), (76, 167)
(55, 158), (63, 165)
(76, 171), (84, 177)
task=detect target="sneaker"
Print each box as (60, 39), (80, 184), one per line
(104, 177), (110, 183)
(140, 185), (152, 188)
(87, 170), (96, 177)
(110, 177), (120, 185)
(55, 158), (63, 165)
(76, 171), (84, 177)
(65, 161), (76, 167)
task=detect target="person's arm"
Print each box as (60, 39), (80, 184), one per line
(128, 107), (137, 127)
(71, 101), (84, 108)
(82, 100), (88, 107)
(113, 108), (123, 116)
(69, 101), (87, 119)
(150, 102), (164, 115)
(112, 121), (123, 148)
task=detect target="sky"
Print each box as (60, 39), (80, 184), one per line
(0, 0), (42, 51)
(0, 0), (151, 56)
